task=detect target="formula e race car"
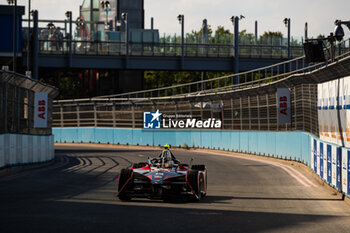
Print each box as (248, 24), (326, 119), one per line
(117, 145), (207, 201)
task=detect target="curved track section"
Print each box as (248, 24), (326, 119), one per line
(1, 144), (350, 233)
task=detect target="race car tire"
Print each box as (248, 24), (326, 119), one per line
(187, 169), (202, 201)
(118, 168), (133, 201)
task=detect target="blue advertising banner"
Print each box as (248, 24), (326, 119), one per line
(313, 139), (317, 173)
(348, 151), (350, 195)
(327, 144), (332, 184)
(337, 148), (341, 190)
(320, 142), (324, 178)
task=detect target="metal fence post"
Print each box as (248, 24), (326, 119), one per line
(60, 104), (64, 127)
(257, 95), (260, 130)
(131, 103), (135, 128)
(2, 83), (7, 132)
(76, 103), (80, 127)
(266, 93), (269, 131)
(231, 97), (234, 129)
(112, 103), (116, 128)
(276, 91), (279, 131)
(239, 96), (242, 130)
(294, 87), (297, 130)
(94, 102), (97, 127)
(248, 95), (251, 130)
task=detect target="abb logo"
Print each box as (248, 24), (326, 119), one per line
(279, 96), (288, 115)
(34, 92), (48, 128)
(37, 100), (46, 119)
(277, 88), (290, 124)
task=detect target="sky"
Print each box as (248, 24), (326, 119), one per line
(9, 0), (350, 40)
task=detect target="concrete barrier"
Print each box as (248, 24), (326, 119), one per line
(0, 134), (55, 168)
(53, 128), (311, 164)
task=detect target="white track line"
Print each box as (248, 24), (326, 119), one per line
(195, 151), (317, 187)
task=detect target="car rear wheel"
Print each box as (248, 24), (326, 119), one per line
(118, 168), (133, 201)
(187, 169), (202, 200)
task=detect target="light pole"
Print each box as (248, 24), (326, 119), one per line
(8, 0), (17, 72)
(65, 11), (72, 67)
(304, 22), (308, 41)
(121, 12), (128, 68)
(100, 1), (111, 30)
(27, 0), (31, 73)
(230, 15), (244, 84)
(283, 18), (291, 59)
(177, 14), (184, 70)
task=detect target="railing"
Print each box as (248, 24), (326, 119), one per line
(36, 39), (305, 58)
(52, 83), (318, 135)
(93, 38), (350, 99)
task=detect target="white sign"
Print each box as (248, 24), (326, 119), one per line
(34, 92), (48, 128)
(277, 88), (291, 124)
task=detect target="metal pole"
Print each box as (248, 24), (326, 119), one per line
(181, 15), (184, 70)
(234, 16), (239, 84)
(90, 0), (93, 39)
(27, 0), (31, 71)
(287, 18), (291, 59)
(255, 20), (258, 44)
(32, 10), (38, 80)
(151, 17), (154, 29)
(125, 14), (129, 68)
(304, 22), (308, 40)
(68, 12), (72, 67)
(13, 0), (18, 72)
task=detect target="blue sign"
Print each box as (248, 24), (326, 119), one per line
(327, 145), (332, 184)
(348, 151), (350, 194)
(143, 110), (162, 129)
(320, 142), (323, 178)
(337, 148), (341, 190)
(314, 139), (317, 173)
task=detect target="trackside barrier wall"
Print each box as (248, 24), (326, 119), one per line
(0, 134), (54, 168)
(53, 127), (350, 196)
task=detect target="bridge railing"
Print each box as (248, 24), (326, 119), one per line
(93, 38), (350, 99)
(36, 39), (305, 58)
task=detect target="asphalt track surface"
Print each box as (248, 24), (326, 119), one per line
(1, 144), (350, 233)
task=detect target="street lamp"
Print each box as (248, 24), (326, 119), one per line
(100, 1), (111, 30)
(230, 15), (244, 84)
(283, 18), (291, 59)
(177, 14), (184, 70)
(65, 11), (72, 67)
